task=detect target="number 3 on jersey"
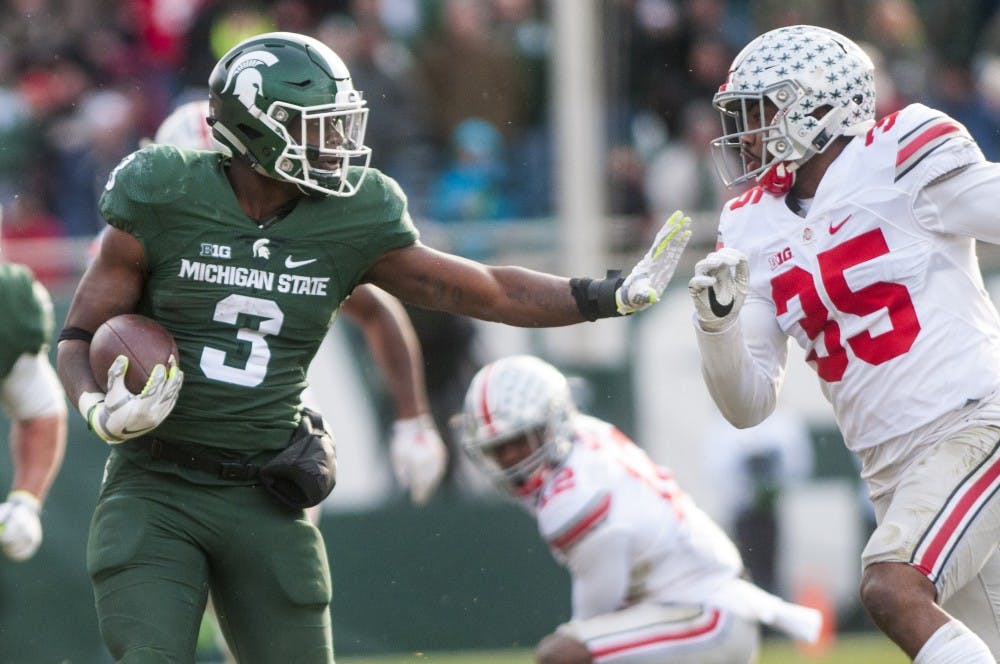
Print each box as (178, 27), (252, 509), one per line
(201, 294), (284, 387)
(771, 228), (920, 382)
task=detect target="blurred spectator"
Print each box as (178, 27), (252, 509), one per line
(427, 118), (515, 234)
(316, 7), (436, 215)
(926, 61), (1000, 162)
(643, 101), (731, 245)
(862, 0), (929, 105)
(49, 89), (141, 237)
(416, 0), (530, 148)
(493, 0), (553, 217)
(0, 193), (69, 287)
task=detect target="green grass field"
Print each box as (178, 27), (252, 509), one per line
(338, 632), (908, 663)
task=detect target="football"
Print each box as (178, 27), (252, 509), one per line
(90, 314), (178, 394)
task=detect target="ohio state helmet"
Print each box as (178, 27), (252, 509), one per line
(208, 31), (371, 197)
(711, 25), (876, 190)
(458, 356), (575, 492)
(154, 99), (228, 153)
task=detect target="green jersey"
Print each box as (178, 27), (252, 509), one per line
(99, 144), (418, 453)
(0, 263), (53, 380)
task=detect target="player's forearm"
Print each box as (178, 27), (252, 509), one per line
(694, 316), (779, 428)
(359, 304), (430, 420)
(56, 339), (102, 410)
(8, 414), (66, 504)
(478, 265), (585, 327)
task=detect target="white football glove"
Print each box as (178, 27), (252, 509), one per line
(0, 491), (42, 561)
(616, 210), (693, 315)
(79, 354), (184, 444)
(689, 247), (750, 332)
(390, 414), (447, 506)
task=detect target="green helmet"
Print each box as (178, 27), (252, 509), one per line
(208, 31), (371, 197)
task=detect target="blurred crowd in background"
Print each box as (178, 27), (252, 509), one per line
(4, 0), (1000, 286)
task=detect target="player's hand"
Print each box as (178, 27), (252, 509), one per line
(689, 247), (749, 332)
(79, 355), (184, 444)
(390, 414), (447, 506)
(616, 210), (693, 315)
(0, 491), (42, 561)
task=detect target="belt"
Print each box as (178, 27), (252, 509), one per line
(134, 436), (260, 481)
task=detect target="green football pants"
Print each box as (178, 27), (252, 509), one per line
(87, 451), (333, 663)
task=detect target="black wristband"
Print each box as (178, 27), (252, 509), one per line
(58, 326), (94, 343)
(570, 270), (624, 321)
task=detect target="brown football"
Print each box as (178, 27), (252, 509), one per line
(90, 314), (178, 393)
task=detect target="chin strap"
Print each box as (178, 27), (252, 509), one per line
(759, 161), (797, 196)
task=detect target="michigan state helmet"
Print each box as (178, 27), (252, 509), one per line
(208, 31), (371, 197)
(458, 356), (575, 493)
(711, 25), (876, 192)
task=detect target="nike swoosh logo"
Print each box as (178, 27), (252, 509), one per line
(829, 214), (852, 234)
(121, 425), (155, 436)
(708, 287), (734, 318)
(285, 256), (317, 269)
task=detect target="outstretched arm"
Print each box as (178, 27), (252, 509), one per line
(365, 211), (691, 326)
(340, 285), (429, 419)
(366, 243), (583, 326)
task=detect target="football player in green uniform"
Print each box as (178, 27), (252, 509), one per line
(151, 99), (447, 509)
(55, 32), (692, 662)
(0, 228), (67, 562)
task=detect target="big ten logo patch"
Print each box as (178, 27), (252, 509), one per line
(200, 243), (232, 259)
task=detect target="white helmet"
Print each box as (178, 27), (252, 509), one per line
(154, 99), (230, 153)
(458, 355), (575, 493)
(711, 25), (876, 191)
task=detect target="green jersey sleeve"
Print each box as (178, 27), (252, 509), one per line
(0, 263), (54, 379)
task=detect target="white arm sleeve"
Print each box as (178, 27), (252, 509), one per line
(0, 353), (67, 420)
(693, 297), (789, 428)
(915, 161), (1000, 243)
(565, 523), (631, 620)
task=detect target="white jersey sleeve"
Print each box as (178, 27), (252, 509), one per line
(694, 298), (789, 428)
(534, 416), (744, 615)
(916, 160), (1000, 244)
(0, 352), (66, 420)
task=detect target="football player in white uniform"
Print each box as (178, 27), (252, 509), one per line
(689, 24), (1000, 662)
(457, 355), (821, 664)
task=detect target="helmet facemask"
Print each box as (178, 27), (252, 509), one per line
(710, 25), (877, 191)
(458, 356), (576, 495)
(462, 413), (571, 494)
(270, 98), (371, 197)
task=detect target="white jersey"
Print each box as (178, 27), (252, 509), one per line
(716, 103), (1000, 451)
(525, 414), (743, 614)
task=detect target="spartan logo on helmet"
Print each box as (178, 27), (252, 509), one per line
(208, 32), (372, 198)
(223, 51), (279, 112)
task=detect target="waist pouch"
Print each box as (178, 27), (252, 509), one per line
(134, 407), (337, 509)
(259, 407), (338, 509)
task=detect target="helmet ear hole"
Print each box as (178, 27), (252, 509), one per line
(239, 124), (263, 140)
